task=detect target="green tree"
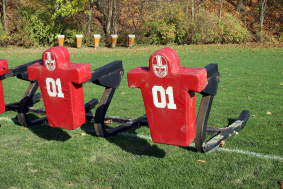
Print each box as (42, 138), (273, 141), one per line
(50, 0), (88, 20)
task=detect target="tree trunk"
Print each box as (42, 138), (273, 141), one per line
(96, 0), (106, 35)
(259, 0), (267, 42)
(197, 0), (201, 13)
(54, 1), (64, 25)
(106, 0), (113, 35)
(185, 0), (189, 16)
(218, 0), (224, 22)
(191, 0), (194, 20)
(3, 0), (7, 32)
(14, 0), (20, 9)
(112, 0), (119, 34)
(88, 0), (95, 33)
(236, 0), (244, 12)
(244, 0), (247, 27)
(134, 0), (145, 30)
(14, 0), (17, 9)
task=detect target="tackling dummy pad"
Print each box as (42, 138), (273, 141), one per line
(128, 47), (208, 147)
(0, 60), (9, 114)
(27, 46), (91, 130)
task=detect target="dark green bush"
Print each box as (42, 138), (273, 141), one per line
(0, 23), (10, 46)
(143, 9), (250, 45)
(219, 13), (251, 43)
(188, 11), (250, 44)
(143, 3), (188, 45)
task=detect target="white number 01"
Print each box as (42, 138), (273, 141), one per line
(152, 86), (176, 109)
(46, 78), (64, 98)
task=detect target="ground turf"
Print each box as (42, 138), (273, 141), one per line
(0, 44), (282, 188)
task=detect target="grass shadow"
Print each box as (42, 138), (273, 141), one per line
(277, 181), (283, 189)
(227, 118), (237, 126)
(29, 125), (72, 141)
(12, 114), (71, 142)
(80, 123), (166, 158)
(180, 145), (199, 153)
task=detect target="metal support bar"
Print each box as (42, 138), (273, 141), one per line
(2, 59), (42, 81)
(17, 81), (48, 127)
(194, 64), (249, 153)
(195, 95), (214, 152)
(93, 87), (148, 137)
(203, 110), (250, 152)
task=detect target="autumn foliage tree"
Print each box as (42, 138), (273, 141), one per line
(0, 0), (282, 46)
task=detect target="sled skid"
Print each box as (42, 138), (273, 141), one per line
(95, 115), (148, 136)
(5, 93), (42, 112)
(200, 110), (250, 153)
(3, 60), (43, 113)
(195, 64), (250, 153)
(7, 97), (98, 116)
(84, 60), (149, 137)
(93, 88), (147, 137)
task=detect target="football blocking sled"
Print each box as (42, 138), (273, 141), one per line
(2, 46), (145, 134)
(2, 47), (95, 128)
(0, 46), (249, 153)
(27, 47), (92, 129)
(127, 47), (250, 152)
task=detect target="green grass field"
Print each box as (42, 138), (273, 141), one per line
(0, 44), (282, 188)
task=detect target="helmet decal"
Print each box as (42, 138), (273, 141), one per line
(152, 55), (168, 78)
(44, 52), (56, 71)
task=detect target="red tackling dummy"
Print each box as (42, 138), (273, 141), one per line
(0, 60), (9, 114)
(27, 46), (91, 130)
(128, 47), (208, 146)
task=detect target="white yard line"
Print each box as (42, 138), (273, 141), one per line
(216, 148), (283, 161)
(0, 117), (14, 122)
(1, 117), (282, 161)
(118, 132), (153, 140)
(118, 132), (283, 161)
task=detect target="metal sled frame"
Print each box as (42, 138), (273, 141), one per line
(4, 60), (146, 137)
(194, 64), (250, 153)
(83, 60), (147, 137)
(80, 63), (249, 152)
(92, 64), (250, 153)
(3, 59), (47, 126)
(4, 59), (97, 126)
(3, 60), (249, 153)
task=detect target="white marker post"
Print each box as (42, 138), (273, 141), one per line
(111, 34), (118, 47)
(128, 34), (135, 47)
(76, 34), (83, 48)
(94, 34), (101, 48)
(57, 35), (65, 46)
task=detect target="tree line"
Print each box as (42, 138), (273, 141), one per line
(0, 0), (282, 47)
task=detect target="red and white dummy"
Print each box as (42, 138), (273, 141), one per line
(128, 47), (208, 146)
(27, 46), (91, 130)
(0, 60), (9, 114)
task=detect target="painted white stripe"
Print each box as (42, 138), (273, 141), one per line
(216, 148), (283, 161)
(117, 132), (283, 161)
(77, 128), (153, 140)
(1, 117), (282, 161)
(0, 117), (14, 122)
(118, 132), (152, 140)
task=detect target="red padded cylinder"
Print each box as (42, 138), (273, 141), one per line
(0, 59), (9, 114)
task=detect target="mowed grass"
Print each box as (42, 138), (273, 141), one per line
(0, 44), (282, 188)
